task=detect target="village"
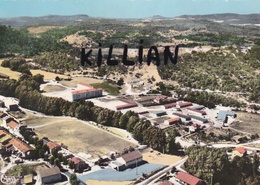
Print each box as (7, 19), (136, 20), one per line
(0, 74), (260, 185)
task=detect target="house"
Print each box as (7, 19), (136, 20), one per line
(154, 95), (168, 103)
(6, 120), (19, 131)
(71, 82), (102, 101)
(5, 138), (34, 158)
(232, 147), (247, 159)
(46, 141), (61, 152)
(176, 171), (206, 185)
(164, 117), (181, 125)
(190, 115), (208, 124)
(116, 150), (142, 170)
(38, 166), (62, 184)
(69, 157), (87, 172)
(0, 112), (7, 118)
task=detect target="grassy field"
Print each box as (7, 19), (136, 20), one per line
(31, 69), (68, 80)
(60, 76), (103, 87)
(0, 59), (21, 80)
(43, 84), (67, 92)
(26, 115), (135, 157)
(6, 163), (48, 176)
(231, 112), (260, 134)
(92, 82), (119, 95)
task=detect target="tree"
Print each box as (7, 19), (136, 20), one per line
(70, 173), (78, 185)
(117, 78), (124, 86)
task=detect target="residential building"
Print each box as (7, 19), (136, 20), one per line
(232, 147), (247, 159)
(176, 171), (206, 185)
(154, 95), (168, 103)
(5, 138), (34, 158)
(159, 180), (173, 185)
(38, 166), (62, 184)
(71, 82), (102, 101)
(6, 120), (19, 132)
(116, 150), (143, 170)
(46, 141), (61, 152)
(69, 157), (87, 172)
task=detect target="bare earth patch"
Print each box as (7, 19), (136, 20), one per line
(43, 84), (67, 93)
(142, 151), (183, 165)
(0, 59), (21, 80)
(230, 112), (260, 134)
(30, 69), (68, 80)
(33, 119), (135, 158)
(60, 76), (103, 87)
(27, 26), (66, 34)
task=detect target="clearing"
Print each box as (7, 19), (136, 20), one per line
(43, 84), (67, 93)
(142, 150), (183, 165)
(30, 69), (68, 80)
(230, 112), (260, 134)
(0, 59), (21, 80)
(27, 26), (66, 34)
(60, 76), (103, 87)
(24, 114), (135, 158)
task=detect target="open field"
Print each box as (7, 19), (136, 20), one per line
(230, 112), (260, 134)
(60, 76), (103, 87)
(142, 151), (183, 165)
(0, 59), (21, 80)
(43, 84), (67, 93)
(32, 118), (135, 157)
(86, 180), (134, 185)
(92, 82), (119, 95)
(30, 69), (68, 80)
(27, 26), (65, 34)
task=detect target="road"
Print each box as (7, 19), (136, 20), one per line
(137, 157), (188, 185)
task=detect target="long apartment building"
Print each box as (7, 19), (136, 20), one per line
(71, 82), (103, 101)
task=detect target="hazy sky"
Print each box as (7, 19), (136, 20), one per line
(0, 0), (259, 18)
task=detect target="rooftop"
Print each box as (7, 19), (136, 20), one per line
(38, 166), (61, 178)
(234, 147), (246, 154)
(217, 111), (236, 121)
(176, 171), (203, 185)
(7, 120), (19, 129)
(121, 150), (142, 163)
(6, 138), (34, 153)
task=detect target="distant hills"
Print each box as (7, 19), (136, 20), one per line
(0, 13), (259, 28)
(177, 13), (260, 24)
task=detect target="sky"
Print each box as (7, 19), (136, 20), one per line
(0, 0), (259, 18)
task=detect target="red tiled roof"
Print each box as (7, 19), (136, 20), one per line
(71, 88), (102, 95)
(176, 171), (203, 185)
(155, 95), (168, 101)
(6, 138), (34, 153)
(177, 102), (192, 108)
(7, 121), (19, 129)
(164, 103), (176, 109)
(121, 150), (142, 163)
(234, 147), (246, 154)
(69, 157), (83, 165)
(167, 117), (180, 124)
(46, 141), (61, 150)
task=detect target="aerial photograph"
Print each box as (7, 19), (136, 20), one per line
(0, 0), (259, 184)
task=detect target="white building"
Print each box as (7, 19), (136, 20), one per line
(71, 82), (103, 101)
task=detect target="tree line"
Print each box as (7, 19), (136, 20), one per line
(184, 146), (260, 185)
(0, 75), (181, 155)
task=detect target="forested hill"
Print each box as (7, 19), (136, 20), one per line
(177, 13), (260, 24)
(0, 14), (90, 28)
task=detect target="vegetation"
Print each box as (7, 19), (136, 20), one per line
(184, 146), (260, 185)
(0, 75), (180, 155)
(158, 46), (260, 103)
(91, 82), (119, 95)
(6, 163), (47, 176)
